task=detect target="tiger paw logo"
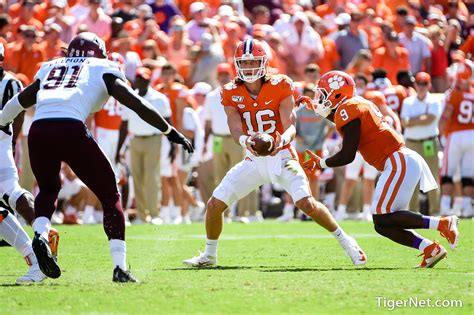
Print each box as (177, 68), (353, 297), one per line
(328, 75), (345, 90)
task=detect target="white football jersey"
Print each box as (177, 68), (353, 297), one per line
(33, 57), (125, 123)
(0, 72), (23, 181)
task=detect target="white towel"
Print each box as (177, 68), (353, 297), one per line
(419, 157), (438, 193)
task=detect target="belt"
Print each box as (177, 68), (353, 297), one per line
(406, 136), (437, 143)
(134, 134), (160, 138)
(213, 133), (232, 138)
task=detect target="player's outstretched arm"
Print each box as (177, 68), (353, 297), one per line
(325, 119), (361, 167)
(0, 80), (39, 126)
(103, 73), (194, 153)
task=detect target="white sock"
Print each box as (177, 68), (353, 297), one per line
(204, 239), (218, 257)
(110, 239), (127, 271)
(462, 196), (472, 214)
(362, 204), (371, 215)
(336, 204), (347, 214)
(0, 213), (34, 257)
(423, 215), (440, 230)
(24, 252), (38, 267)
(283, 203), (294, 216)
(83, 205), (94, 217)
(32, 216), (51, 240)
(453, 197), (463, 214)
(418, 238), (433, 251)
(440, 195), (451, 212)
(331, 226), (349, 243)
(325, 193), (336, 212)
(64, 205), (76, 215)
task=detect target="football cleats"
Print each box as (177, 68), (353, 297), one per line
(67, 32), (107, 58)
(312, 71), (355, 117)
(234, 39), (268, 83)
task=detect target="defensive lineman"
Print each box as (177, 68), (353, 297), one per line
(0, 33), (193, 282)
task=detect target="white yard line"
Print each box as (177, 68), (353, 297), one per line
(128, 233), (381, 241)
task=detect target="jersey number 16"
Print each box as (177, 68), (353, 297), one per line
(44, 65), (83, 90)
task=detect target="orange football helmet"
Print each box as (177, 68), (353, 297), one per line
(234, 39), (268, 83)
(312, 70), (355, 117)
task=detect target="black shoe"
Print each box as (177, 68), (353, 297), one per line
(0, 239), (11, 247)
(112, 266), (138, 283)
(32, 232), (61, 279)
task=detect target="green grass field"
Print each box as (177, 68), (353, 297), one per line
(1, 219), (473, 314)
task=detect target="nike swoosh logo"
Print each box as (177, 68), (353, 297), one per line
(265, 100), (272, 105)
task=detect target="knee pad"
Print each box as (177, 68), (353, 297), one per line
(461, 177), (474, 187)
(441, 176), (453, 185)
(8, 188), (31, 211)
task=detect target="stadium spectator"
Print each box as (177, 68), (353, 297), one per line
(346, 49), (373, 79)
(44, 0), (76, 44)
(281, 11), (323, 81)
(189, 32), (225, 88)
(111, 0), (137, 24)
(75, 0), (112, 42)
(400, 72), (442, 215)
(372, 32), (410, 85)
(335, 11), (369, 69)
(11, 0), (42, 38)
(70, 0), (90, 22)
(445, 19), (463, 65)
(163, 18), (192, 70)
(7, 26), (45, 83)
(185, 2), (213, 43)
(38, 23), (65, 61)
(150, 0), (181, 34)
(399, 16), (432, 74)
(427, 25), (449, 92)
(113, 31), (142, 82)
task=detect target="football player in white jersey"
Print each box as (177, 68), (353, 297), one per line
(0, 43), (48, 283)
(0, 32), (193, 283)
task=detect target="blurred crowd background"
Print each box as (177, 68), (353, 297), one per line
(1, 0), (473, 226)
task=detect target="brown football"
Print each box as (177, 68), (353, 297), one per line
(251, 133), (274, 156)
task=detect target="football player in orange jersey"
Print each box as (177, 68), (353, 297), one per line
(438, 60), (474, 217)
(300, 70), (459, 268)
(371, 69), (408, 117)
(183, 39), (367, 268)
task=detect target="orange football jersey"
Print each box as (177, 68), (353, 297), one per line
(94, 97), (122, 130)
(221, 75), (295, 146)
(156, 82), (189, 126)
(444, 88), (474, 134)
(362, 90), (386, 108)
(382, 85), (407, 115)
(334, 96), (405, 171)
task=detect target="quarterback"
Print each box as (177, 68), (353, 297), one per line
(184, 40), (366, 267)
(300, 71), (459, 268)
(0, 32), (193, 282)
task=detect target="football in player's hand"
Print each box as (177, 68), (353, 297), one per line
(251, 133), (274, 156)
